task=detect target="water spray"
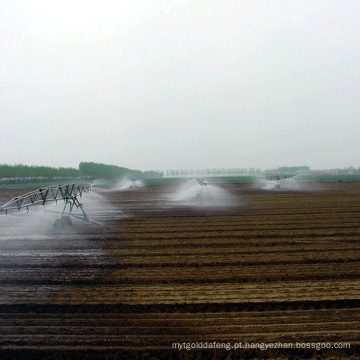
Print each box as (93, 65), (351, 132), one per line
(0, 184), (102, 230)
(128, 178), (139, 189)
(257, 172), (304, 191)
(169, 177), (240, 208)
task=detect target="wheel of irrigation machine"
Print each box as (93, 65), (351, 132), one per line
(53, 219), (65, 231)
(53, 216), (72, 232)
(61, 215), (72, 227)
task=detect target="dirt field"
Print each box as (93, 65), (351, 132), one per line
(0, 182), (359, 359)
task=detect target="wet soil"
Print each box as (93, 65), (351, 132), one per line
(0, 182), (359, 359)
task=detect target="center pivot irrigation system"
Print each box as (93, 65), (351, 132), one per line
(264, 173), (299, 189)
(196, 178), (207, 186)
(195, 177), (212, 202)
(128, 178), (139, 189)
(0, 184), (100, 230)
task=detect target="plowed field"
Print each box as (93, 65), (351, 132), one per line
(0, 182), (359, 359)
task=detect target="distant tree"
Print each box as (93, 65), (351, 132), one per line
(78, 162), (143, 179)
(276, 166), (310, 174)
(143, 170), (163, 179)
(0, 163), (81, 179)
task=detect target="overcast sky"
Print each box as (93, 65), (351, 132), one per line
(1, 0), (359, 171)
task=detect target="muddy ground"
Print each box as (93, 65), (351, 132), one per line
(0, 181), (359, 359)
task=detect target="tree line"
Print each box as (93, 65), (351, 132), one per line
(0, 164), (81, 179)
(268, 166), (310, 174)
(78, 162), (144, 179)
(6, 163), (359, 182)
(165, 167), (262, 177)
(0, 162), (163, 181)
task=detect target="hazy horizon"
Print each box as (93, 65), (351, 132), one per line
(0, 161), (357, 174)
(1, 1), (359, 171)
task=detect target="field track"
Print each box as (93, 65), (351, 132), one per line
(0, 182), (359, 359)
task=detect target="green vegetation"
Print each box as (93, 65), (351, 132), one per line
(78, 162), (163, 180)
(0, 162), (163, 183)
(78, 162), (143, 180)
(298, 173), (360, 182)
(269, 166), (310, 174)
(0, 164), (81, 179)
(1, 162), (359, 189)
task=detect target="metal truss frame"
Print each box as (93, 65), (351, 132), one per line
(196, 178), (207, 186)
(266, 174), (297, 181)
(0, 184), (96, 224)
